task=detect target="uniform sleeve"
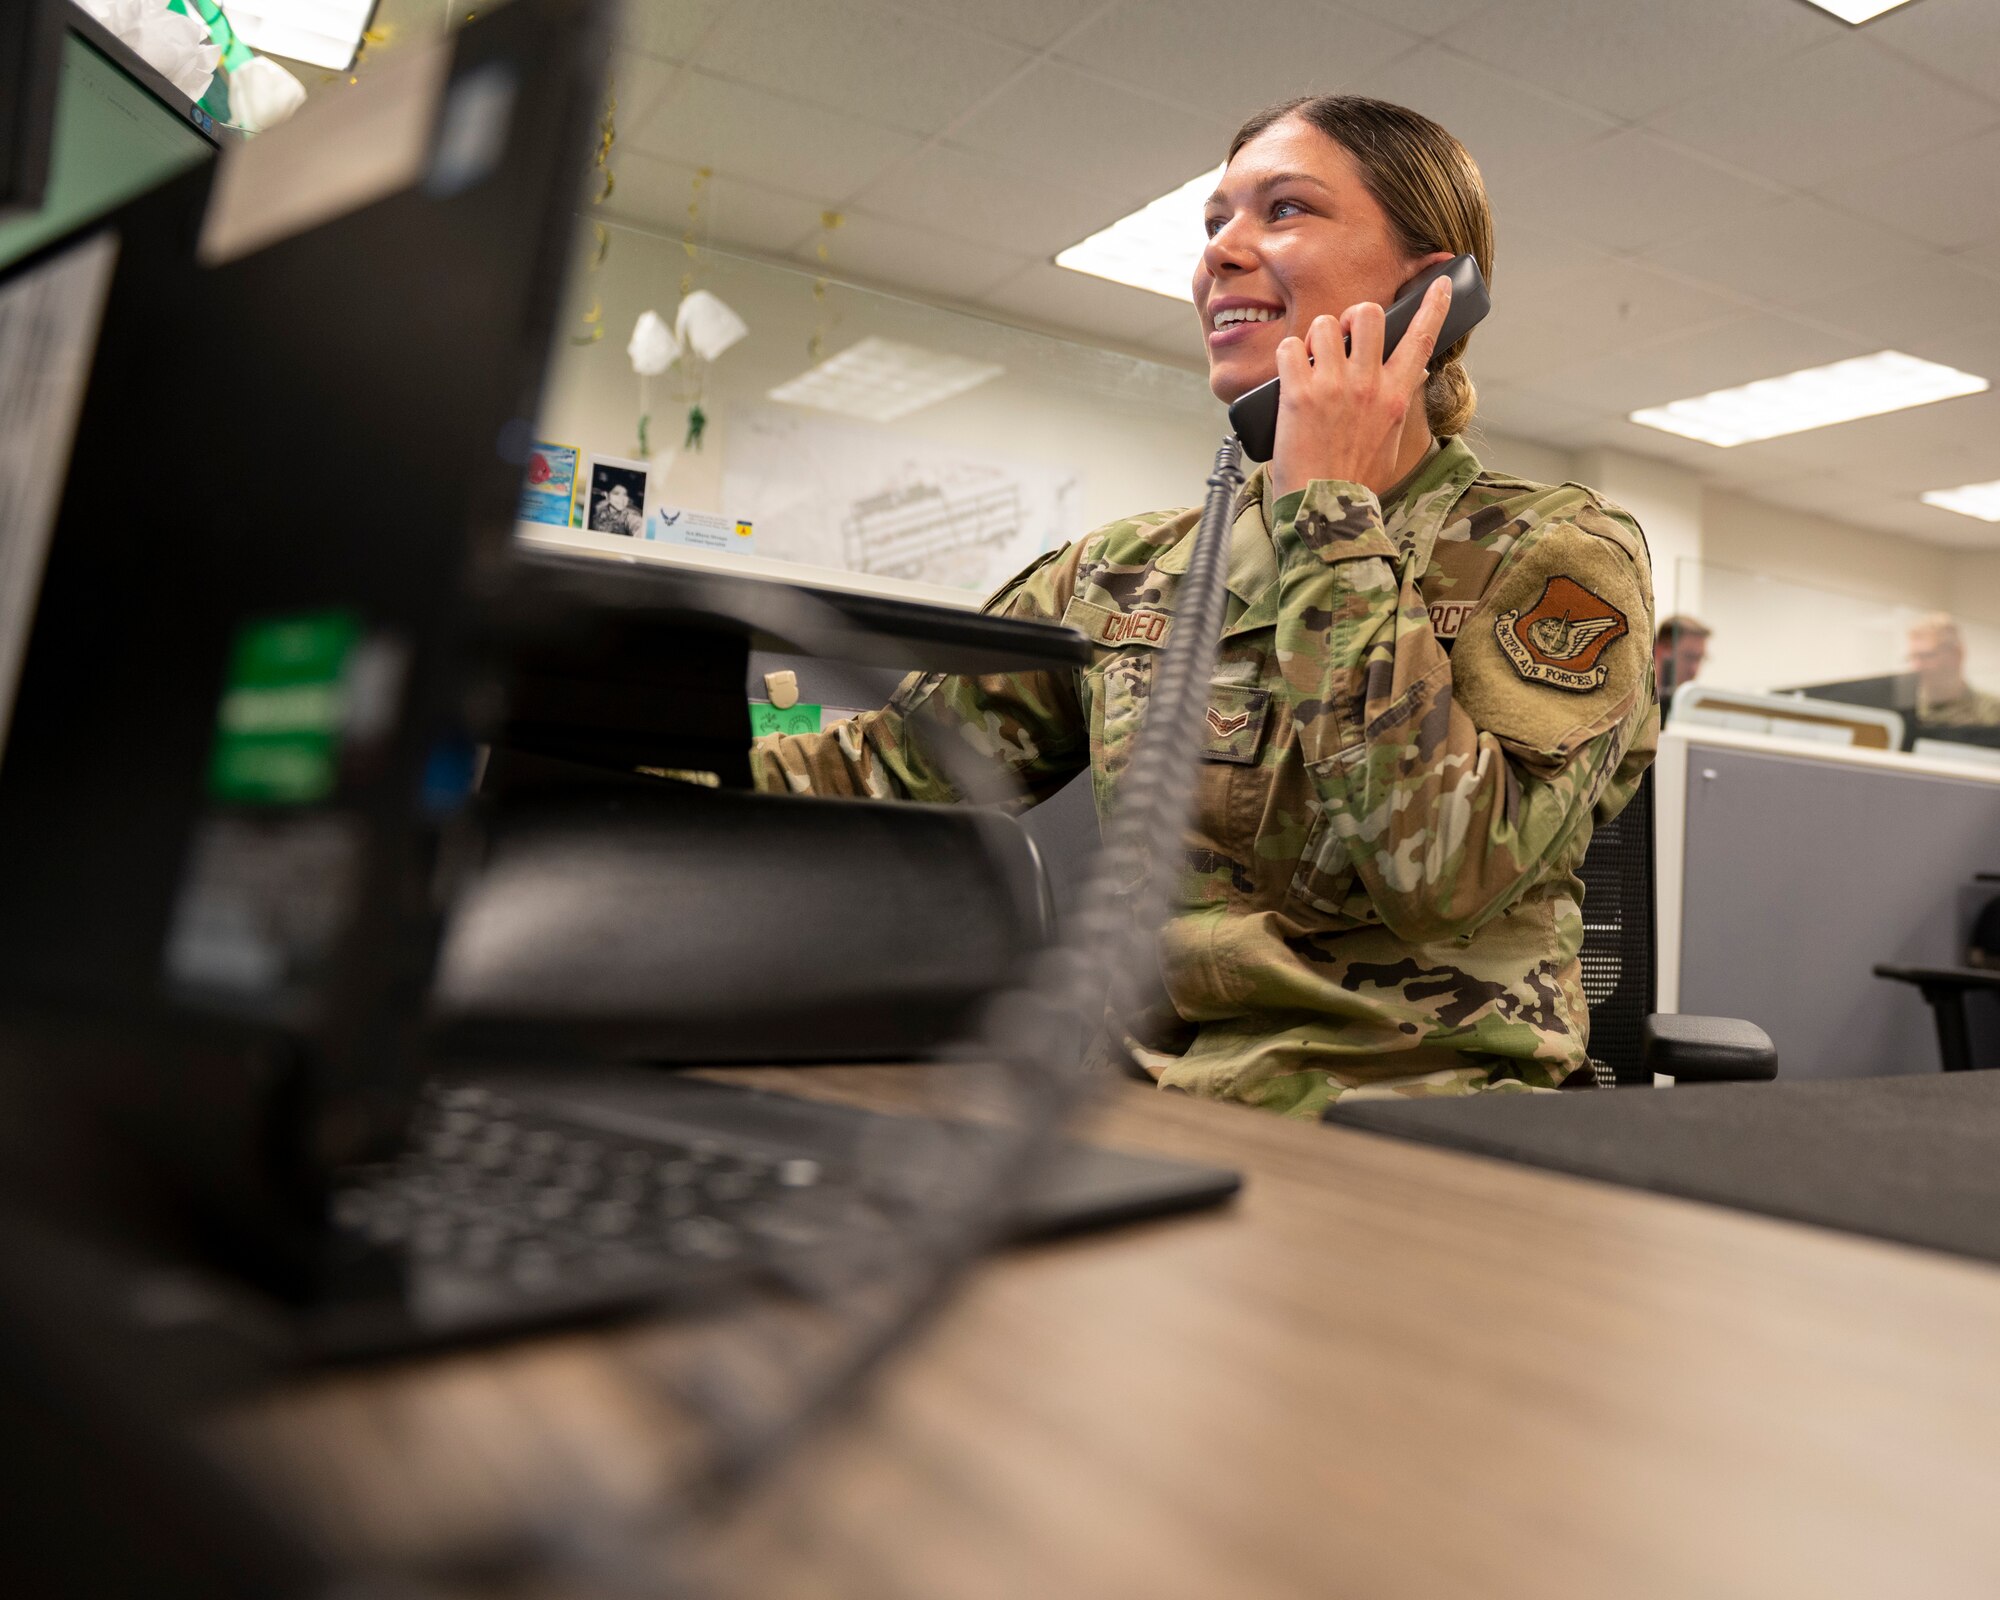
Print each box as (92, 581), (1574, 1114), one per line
(1271, 475), (1655, 945)
(749, 542), (1091, 807)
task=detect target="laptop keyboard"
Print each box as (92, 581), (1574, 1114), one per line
(329, 1083), (835, 1320)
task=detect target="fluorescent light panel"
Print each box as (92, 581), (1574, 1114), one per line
(768, 336), (1003, 423)
(219, 0), (374, 71)
(1922, 479), (2000, 523)
(1799, 0), (1920, 22)
(1054, 166), (1223, 302)
(1629, 351), (1988, 448)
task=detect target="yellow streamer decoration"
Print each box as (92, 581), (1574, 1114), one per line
(571, 91), (617, 345)
(807, 210), (845, 364)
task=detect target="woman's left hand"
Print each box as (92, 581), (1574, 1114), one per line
(1269, 275), (1452, 503)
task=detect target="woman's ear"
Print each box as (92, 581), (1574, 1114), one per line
(1402, 248), (1456, 289)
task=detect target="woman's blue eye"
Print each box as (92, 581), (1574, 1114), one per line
(1270, 198), (1302, 220)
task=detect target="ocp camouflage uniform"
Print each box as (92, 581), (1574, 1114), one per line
(752, 436), (1658, 1119)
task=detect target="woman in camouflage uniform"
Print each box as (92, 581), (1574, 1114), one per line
(754, 96), (1657, 1119)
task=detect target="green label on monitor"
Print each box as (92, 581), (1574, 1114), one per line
(207, 612), (360, 805)
(748, 701), (822, 737)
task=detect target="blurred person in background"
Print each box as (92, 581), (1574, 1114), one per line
(1653, 614), (1709, 714)
(1907, 613), (2000, 727)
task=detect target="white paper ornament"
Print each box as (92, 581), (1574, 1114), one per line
(627, 309), (680, 376)
(674, 290), (747, 363)
(228, 55), (307, 133)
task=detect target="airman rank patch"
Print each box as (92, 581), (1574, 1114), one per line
(1495, 576), (1628, 692)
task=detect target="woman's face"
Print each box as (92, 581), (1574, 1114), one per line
(1194, 116), (1436, 404)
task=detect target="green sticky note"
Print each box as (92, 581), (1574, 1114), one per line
(748, 701), (822, 737)
(207, 611), (359, 805)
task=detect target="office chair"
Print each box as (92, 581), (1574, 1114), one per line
(1872, 872), (2000, 1073)
(1577, 769), (1777, 1087)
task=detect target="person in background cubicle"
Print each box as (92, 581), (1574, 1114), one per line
(1907, 613), (2000, 728)
(752, 96), (1656, 1118)
(1653, 614), (1710, 720)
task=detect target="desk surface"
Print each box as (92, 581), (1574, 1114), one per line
(218, 1068), (2000, 1599)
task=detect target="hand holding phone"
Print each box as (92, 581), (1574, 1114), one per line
(1226, 254), (1490, 465)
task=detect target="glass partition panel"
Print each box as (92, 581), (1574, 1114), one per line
(1675, 556), (2000, 749)
(529, 220), (1222, 599)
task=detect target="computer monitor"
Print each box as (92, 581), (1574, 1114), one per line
(0, 1), (223, 273)
(0, 0), (613, 1288)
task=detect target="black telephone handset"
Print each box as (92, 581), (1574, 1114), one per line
(1226, 253), (1490, 463)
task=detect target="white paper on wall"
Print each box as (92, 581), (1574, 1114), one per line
(723, 406), (1082, 594)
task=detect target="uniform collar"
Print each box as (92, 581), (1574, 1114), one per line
(1150, 435), (1482, 604)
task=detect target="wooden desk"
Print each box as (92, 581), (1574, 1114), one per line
(219, 1068), (2000, 1599)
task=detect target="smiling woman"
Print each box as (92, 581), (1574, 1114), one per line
(748, 96), (1660, 1120)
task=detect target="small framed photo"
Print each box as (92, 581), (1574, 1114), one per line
(580, 453), (649, 537)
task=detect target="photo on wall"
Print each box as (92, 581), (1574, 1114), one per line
(580, 453), (648, 537)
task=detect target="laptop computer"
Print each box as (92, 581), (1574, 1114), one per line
(0, 0), (1235, 1361)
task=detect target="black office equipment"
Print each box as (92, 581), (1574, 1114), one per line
(1337, 1073), (2000, 1268)
(1, 0), (64, 221)
(495, 544), (1088, 788)
(1, 0), (224, 271)
(432, 779), (1055, 1064)
(1226, 253), (1490, 462)
(0, 0), (1237, 1368)
(1874, 873), (2000, 1073)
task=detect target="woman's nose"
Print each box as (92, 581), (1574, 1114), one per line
(1201, 214), (1255, 278)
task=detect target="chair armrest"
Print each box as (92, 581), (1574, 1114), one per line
(1643, 1014), (1777, 1083)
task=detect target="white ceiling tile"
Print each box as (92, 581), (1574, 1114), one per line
(629, 69), (925, 200)
(879, 0), (1117, 50)
(1863, 0), (2000, 108)
(1337, 0), (1496, 39)
(691, 0), (1032, 138)
(623, 0), (734, 62)
(1053, 0), (1416, 123)
(1464, 383), (1604, 451)
(949, 62), (1236, 202)
(1365, 44), (1620, 179)
(1817, 127), (2000, 253)
(1731, 391), (2000, 493)
(1438, 0), (1838, 122)
(1488, 235), (1625, 301)
(608, 56), (681, 137)
(980, 261), (1196, 346)
(1536, 312), (1871, 415)
(1511, 257), (1745, 361)
(1789, 255), (2000, 354)
(1641, 196), (1932, 303)
(810, 213), (1030, 301)
(604, 153), (826, 255)
(849, 145), (1136, 259)
(1648, 36), (1997, 194)
(1465, 306), (1580, 387)
(1487, 129), (1784, 257)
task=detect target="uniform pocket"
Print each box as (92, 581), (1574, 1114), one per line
(1285, 751), (1379, 926)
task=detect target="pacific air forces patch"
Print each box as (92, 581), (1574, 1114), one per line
(1495, 575), (1629, 692)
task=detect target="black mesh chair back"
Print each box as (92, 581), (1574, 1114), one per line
(1577, 769), (1658, 1087)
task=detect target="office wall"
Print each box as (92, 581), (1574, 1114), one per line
(538, 222), (1605, 591)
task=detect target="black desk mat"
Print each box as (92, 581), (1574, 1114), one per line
(1331, 1073), (2000, 1266)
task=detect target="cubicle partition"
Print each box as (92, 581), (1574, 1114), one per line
(1656, 726), (2000, 1079)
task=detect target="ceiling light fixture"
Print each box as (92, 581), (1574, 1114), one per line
(1921, 479), (2000, 523)
(1797, 0), (1921, 23)
(1628, 351), (1988, 448)
(218, 0), (374, 72)
(1054, 166), (1224, 302)
(768, 336), (1003, 423)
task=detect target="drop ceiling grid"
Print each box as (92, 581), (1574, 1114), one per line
(612, 0), (2000, 548)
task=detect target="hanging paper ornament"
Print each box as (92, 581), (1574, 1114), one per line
(627, 310), (679, 376)
(684, 404), (707, 451)
(674, 290), (747, 363)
